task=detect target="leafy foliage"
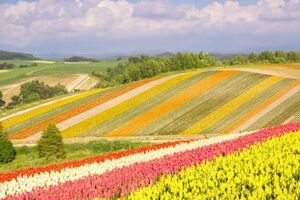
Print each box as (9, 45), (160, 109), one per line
(64, 56), (98, 62)
(0, 123), (16, 163)
(7, 80), (68, 108)
(93, 52), (217, 86)
(37, 124), (66, 159)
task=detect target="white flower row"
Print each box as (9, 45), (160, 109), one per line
(0, 130), (254, 199)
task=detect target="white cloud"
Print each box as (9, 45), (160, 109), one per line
(0, 0), (299, 49)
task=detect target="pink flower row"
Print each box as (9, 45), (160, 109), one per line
(6, 122), (300, 200)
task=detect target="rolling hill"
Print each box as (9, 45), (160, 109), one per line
(0, 60), (118, 102)
(1, 64), (299, 142)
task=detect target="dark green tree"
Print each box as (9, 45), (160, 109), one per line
(37, 124), (66, 160)
(248, 52), (258, 63)
(0, 123), (16, 163)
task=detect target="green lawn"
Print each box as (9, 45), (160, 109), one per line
(0, 140), (148, 173)
(0, 60), (119, 87)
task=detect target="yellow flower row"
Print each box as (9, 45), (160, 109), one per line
(128, 131), (300, 199)
(2, 89), (106, 129)
(182, 76), (283, 135)
(62, 72), (200, 138)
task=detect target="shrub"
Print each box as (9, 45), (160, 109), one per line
(37, 124), (66, 159)
(0, 123), (16, 163)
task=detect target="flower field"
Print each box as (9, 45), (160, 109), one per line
(105, 71), (237, 137)
(61, 71), (200, 137)
(7, 77), (158, 139)
(1, 88), (105, 129)
(1, 122), (300, 199)
(2, 69), (300, 139)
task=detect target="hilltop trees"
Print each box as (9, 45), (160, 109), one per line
(0, 123), (16, 163)
(37, 124), (66, 160)
(227, 51), (300, 66)
(7, 80), (68, 109)
(97, 52), (217, 85)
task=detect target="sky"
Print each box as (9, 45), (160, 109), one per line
(0, 0), (299, 55)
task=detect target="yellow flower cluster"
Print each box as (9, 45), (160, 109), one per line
(62, 72), (199, 138)
(2, 89), (106, 128)
(128, 131), (300, 199)
(182, 76), (283, 134)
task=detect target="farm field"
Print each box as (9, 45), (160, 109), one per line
(1, 65), (300, 142)
(0, 60), (118, 102)
(1, 122), (300, 199)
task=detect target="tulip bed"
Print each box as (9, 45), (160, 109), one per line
(1, 122), (300, 199)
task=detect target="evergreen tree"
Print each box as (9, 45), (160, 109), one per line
(0, 123), (16, 163)
(37, 124), (66, 160)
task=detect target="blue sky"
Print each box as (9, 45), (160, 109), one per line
(0, 0), (299, 55)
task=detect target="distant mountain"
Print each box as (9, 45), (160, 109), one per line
(0, 50), (39, 60)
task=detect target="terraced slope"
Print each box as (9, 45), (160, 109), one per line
(2, 68), (300, 140)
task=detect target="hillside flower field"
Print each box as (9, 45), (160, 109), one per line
(2, 70), (299, 140)
(1, 122), (300, 199)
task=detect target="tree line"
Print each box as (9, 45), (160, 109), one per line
(224, 51), (300, 65)
(0, 80), (68, 109)
(92, 51), (300, 88)
(0, 62), (38, 70)
(0, 50), (38, 60)
(92, 52), (218, 87)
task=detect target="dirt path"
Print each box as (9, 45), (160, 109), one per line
(232, 84), (300, 132)
(66, 74), (88, 91)
(219, 67), (300, 79)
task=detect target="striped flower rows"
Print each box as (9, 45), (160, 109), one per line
(61, 71), (199, 137)
(3, 70), (299, 140)
(128, 130), (300, 199)
(1, 122), (300, 199)
(1, 89), (105, 129)
(8, 77), (158, 139)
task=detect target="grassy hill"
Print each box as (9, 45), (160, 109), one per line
(1, 65), (299, 141)
(0, 60), (118, 87)
(0, 60), (119, 102)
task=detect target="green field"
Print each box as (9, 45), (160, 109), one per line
(0, 140), (148, 172)
(0, 60), (119, 87)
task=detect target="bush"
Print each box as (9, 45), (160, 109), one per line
(0, 123), (16, 163)
(37, 124), (66, 159)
